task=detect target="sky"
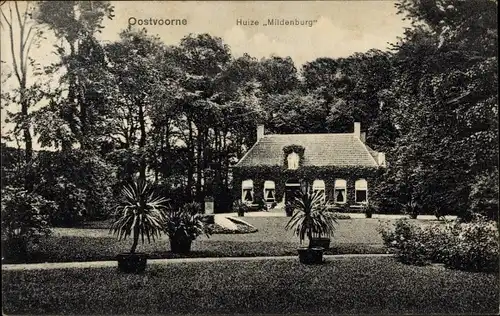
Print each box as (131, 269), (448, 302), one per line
(1, 0), (410, 149)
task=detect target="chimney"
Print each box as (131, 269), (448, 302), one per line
(353, 122), (361, 139)
(257, 125), (265, 141)
(377, 152), (386, 167)
(360, 132), (366, 143)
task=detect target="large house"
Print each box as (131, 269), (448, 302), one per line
(232, 122), (386, 211)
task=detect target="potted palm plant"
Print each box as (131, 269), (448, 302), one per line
(233, 200), (248, 217)
(164, 202), (211, 253)
(285, 189), (338, 264)
(110, 179), (167, 273)
(363, 203), (376, 218)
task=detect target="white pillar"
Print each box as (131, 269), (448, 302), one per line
(353, 122), (361, 138)
(257, 125), (265, 141)
(204, 197), (214, 214)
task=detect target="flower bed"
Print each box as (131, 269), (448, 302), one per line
(208, 222), (258, 234)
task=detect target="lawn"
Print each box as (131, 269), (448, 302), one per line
(3, 217), (440, 264)
(2, 256), (498, 314)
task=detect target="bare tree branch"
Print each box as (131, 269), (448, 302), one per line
(15, 2), (26, 83)
(6, 3), (22, 85)
(0, 6), (12, 28)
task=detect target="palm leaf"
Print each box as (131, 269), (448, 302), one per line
(285, 189), (338, 245)
(109, 179), (168, 252)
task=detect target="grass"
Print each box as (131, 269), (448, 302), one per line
(4, 236), (387, 264)
(2, 256), (498, 314)
(3, 217), (436, 264)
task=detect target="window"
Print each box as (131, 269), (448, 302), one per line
(334, 179), (347, 204)
(287, 152), (299, 170)
(264, 180), (276, 203)
(355, 179), (368, 204)
(242, 180), (254, 203)
(312, 180), (326, 202)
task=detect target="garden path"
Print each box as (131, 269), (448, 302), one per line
(1, 253), (393, 271)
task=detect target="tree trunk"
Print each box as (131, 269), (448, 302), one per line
(186, 119), (194, 201)
(67, 41), (79, 144)
(164, 121), (171, 178)
(130, 224), (140, 253)
(195, 127), (203, 202)
(20, 90), (34, 192)
(155, 126), (162, 183)
(222, 131), (229, 187)
(138, 101), (147, 180)
(307, 230), (313, 248)
(79, 91), (88, 149)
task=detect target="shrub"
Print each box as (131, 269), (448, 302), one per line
(468, 169), (499, 221)
(36, 150), (117, 226)
(378, 219), (430, 265)
(443, 216), (499, 272)
(233, 200), (249, 216)
(416, 222), (451, 263)
(47, 177), (87, 226)
(1, 187), (56, 260)
(362, 204), (377, 218)
(379, 217), (499, 272)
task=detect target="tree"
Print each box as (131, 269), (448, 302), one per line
(1, 1), (44, 191)
(301, 57), (340, 94)
(257, 56), (299, 95)
(387, 0), (498, 219)
(105, 28), (179, 181)
(34, 0), (115, 150)
(173, 33), (232, 201)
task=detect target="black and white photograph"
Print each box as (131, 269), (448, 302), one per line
(1, 0), (498, 314)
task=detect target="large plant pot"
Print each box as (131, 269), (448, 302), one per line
(237, 210), (245, 217)
(116, 252), (147, 273)
(298, 247), (324, 264)
(309, 237), (330, 250)
(285, 207), (293, 217)
(170, 238), (193, 254)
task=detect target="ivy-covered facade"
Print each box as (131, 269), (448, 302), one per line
(233, 122), (386, 210)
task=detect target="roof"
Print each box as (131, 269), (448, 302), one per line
(235, 133), (383, 168)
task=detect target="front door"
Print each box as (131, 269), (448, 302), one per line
(285, 179), (301, 215)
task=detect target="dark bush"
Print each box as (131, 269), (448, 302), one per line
(468, 169), (499, 221)
(1, 187), (56, 261)
(35, 150), (117, 226)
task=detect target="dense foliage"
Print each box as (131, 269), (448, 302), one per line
(379, 217), (499, 272)
(384, 0), (498, 219)
(1, 187), (56, 260)
(36, 150), (117, 226)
